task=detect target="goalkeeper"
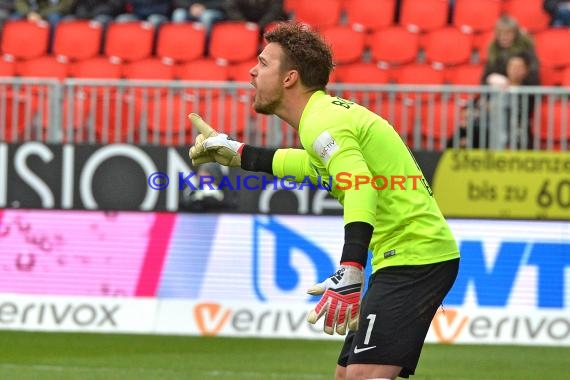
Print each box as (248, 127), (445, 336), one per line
(189, 22), (460, 380)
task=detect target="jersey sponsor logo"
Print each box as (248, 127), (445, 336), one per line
(313, 131), (339, 164)
(353, 345), (376, 354)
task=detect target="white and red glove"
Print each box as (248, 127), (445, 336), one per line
(188, 113), (244, 167)
(306, 263), (364, 335)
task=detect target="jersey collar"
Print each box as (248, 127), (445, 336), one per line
(299, 90), (326, 134)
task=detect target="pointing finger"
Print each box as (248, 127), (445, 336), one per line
(188, 113), (217, 138)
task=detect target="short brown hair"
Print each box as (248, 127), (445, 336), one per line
(264, 22), (334, 91)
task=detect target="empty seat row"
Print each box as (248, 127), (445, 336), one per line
(0, 20), (260, 64)
(3, 20), (569, 87)
(286, 0), (552, 33)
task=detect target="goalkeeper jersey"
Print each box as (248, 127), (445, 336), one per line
(272, 91), (459, 272)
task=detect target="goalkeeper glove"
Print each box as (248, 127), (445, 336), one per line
(306, 263), (364, 335)
(188, 113), (244, 167)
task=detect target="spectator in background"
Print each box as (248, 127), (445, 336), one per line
(172, 0), (226, 55)
(223, 0), (287, 31)
(481, 15), (540, 87)
(544, 0), (570, 27)
(0, 0), (14, 29)
(172, 1), (226, 35)
(72, 0), (125, 25)
(479, 51), (538, 149)
(12, 0), (75, 52)
(502, 51), (538, 148)
(447, 102), (486, 149)
(179, 162), (238, 213)
(12, 0), (74, 26)
(115, 0), (171, 27)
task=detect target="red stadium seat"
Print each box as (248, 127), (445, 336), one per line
(69, 57), (123, 99)
(534, 99), (570, 149)
(335, 62), (390, 103)
(0, 20), (50, 60)
(93, 93), (141, 143)
(534, 29), (570, 68)
(502, 0), (550, 33)
(178, 58), (230, 81)
(400, 0), (449, 32)
(195, 95), (250, 140)
(228, 59), (256, 82)
(53, 20), (103, 60)
(178, 58), (231, 99)
(369, 26), (420, 66)
(453, 0), (501, 33)
(396, 64), (445, 85)
(209, 22), (260, 63)
(0, 56), (16, 77)
(424, 27), (473, 67)
(369, 99), (416, 143)
(395, 64), (445, 103)
(344, 0), (396, 31)
(561, 66), (570, 87)
(123, 58), (175, 80)
(473, 30), (495, 63)
(0, 90), (38, 142)
(446, 64), (484, 85)
(290, 0), (342, 29)
(540, 66), (563, 86)
(156, 22), (206, 63)
(421, 99), (460, 149)
(17, 56), (70, 131)
(146, 94), (194, 145)
(105, 21), (155, 62)
(322, 25), (366, 64)
(336, 62), (390, 84)
(17, 55), (69, 80)
(71, 57), (123, 79)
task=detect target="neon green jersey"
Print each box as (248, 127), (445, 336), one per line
(272, 91), (459, 272)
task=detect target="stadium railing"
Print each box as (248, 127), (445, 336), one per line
(0, 78), (568, 151)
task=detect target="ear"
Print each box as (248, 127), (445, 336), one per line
(283, 70), (299, 89)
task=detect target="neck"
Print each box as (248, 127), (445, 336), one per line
(274, 89), (318, 130)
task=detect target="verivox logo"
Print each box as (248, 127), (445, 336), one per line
(194, 303), (231, 336)
(429, 308), (570, 345)
(431, 309), (468, 344)
(192, 302), (324, 337)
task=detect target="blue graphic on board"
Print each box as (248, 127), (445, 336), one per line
(253, 216), (335, 302)
(445, 240), (570, 308)
(252, 216), (373, 302)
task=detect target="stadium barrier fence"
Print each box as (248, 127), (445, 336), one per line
(0, 78), (568, 151)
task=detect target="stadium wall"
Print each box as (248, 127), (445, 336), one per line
(0, 209), (569, 346)
(1, 142), (569, 345)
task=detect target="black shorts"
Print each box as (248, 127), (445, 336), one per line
(337, 258), (459, 378)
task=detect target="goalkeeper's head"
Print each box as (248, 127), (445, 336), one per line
(249, 22), (334, 116)
(264, 22), (334, 92)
